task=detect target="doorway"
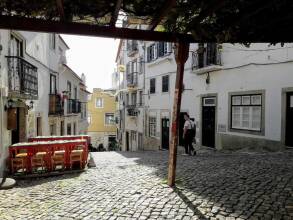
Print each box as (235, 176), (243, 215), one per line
(285, 92), (293, 147)
(11, 107), (26, 145)
(36, 117), (42, 136)
(178, 112), (187, 146)
(202, 97), (216, 148)
(126, 131), (129, 151)
(161, 118), (170, 150)
(138, 133), (143, 150)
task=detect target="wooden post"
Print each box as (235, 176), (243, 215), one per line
(168, 41), (189, 187)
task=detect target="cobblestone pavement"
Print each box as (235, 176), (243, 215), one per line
(0, 149), (293, 220)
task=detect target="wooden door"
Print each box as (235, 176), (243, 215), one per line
(202, 97), (216, 148)
(161, 118), (170, 149)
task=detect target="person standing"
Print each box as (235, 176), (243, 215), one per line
(183, 113), (196, 156)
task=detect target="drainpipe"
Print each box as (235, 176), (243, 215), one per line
(142, 42), (146, 150)
(0, 34), (4, 177)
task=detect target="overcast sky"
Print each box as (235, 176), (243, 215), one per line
(61, 35), (119, 92)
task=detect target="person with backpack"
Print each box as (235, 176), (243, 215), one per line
(183, 113), (196, 156)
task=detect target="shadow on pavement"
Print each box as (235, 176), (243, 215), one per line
(111, 149), (293, 219)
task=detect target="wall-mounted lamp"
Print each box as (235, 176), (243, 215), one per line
(27, 100), (34, 110)
(206, 72), (210, 84)
(4, 99), (13, 111)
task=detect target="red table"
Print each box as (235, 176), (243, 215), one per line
(9, 139), (87, 173)
(28, 135), (90, 161)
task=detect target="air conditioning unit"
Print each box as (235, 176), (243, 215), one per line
(0, 87), (8, 97)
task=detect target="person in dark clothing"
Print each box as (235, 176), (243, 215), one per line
(183, 113), (196, 156)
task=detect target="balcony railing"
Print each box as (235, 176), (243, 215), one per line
(127, 40), (138, 56)
(67, 99), (81, 114)
(126, 105), (139, 116)
(49, 94), (63, 115)
(127, 72), (138, 87)
(6, 56), (38, 99)
(191, 43), (221, 70)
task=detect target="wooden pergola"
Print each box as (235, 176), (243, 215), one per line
(0, 0), (292, 187)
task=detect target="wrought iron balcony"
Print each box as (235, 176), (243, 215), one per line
(49, 94), (63, 115)
(127, 72), (138, 87)
(6, 56), (38, 99)
(127, 40), (138, 56)
(67, 99), (81, 114)
(191, 43), (221, 70)
(126, 105), (139, 116)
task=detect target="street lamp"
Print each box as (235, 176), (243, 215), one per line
(4, 99), (13, 111)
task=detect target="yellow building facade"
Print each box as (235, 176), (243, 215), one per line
(87, 88), (117, 149)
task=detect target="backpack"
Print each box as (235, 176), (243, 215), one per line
(189, 120), (196, 138)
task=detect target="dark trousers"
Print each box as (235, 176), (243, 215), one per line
(184, 130), (194, 155)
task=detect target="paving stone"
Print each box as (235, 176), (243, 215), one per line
(0, 151), (292, 219)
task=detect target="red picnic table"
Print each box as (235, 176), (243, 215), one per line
(9, 139), (87, 173)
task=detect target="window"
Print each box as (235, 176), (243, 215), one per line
(60, 121), (64, 136)
(158, 42), (172, 57)
(49, 34), (56, 50)
(131, 92), (137, 105)
(67, 81), (72, 98)
(10, 34), (23, 57)
(67, 123), (71, 135)
(150, 78), (156, 94)
(105, 113), (115, 125)
(162, 75), (169, 92)
(147, 42), (171, 62)
(231, 94), (262, 131)
(147, 44), (157, 62)
(74, 87), (77, 99)
(95, 98), (103, 108)
(73, 122), (76, 135)
(149, 117), (157, 137)
(197, 43), (218, 68)
(50, 124), (56, 136)
(139, 91), (143, 106)
(50, 74), (57, 94)
(126, 93), (129, 106)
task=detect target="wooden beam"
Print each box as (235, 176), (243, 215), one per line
(56, 0), (65, 20)
(0, 15), (196, 43)
(148, 0), (176, 31)
(110, 0), (123, 27)
(168, 41), (189, 187)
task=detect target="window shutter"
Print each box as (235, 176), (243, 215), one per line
(158, 42), (164, 57)
(198, 43), (205, 68)
(147, 46), (151, 62)
(153, 44), (158, 59)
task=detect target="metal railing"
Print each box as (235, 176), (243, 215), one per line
(6, 56), (38, 98)
(127, 40), (138, 55)
(49, 94), (63, 115)
(126, 104), (139, 116)
(127, 72), (138, 87)
(67, 99), (81, 114)
(191, 44), (221, 70)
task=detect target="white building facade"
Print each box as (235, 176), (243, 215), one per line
(118, 41), (293, 151)
(0, 30), (89, 176)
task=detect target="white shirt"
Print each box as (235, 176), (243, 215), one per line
(184, 120), (194, 130)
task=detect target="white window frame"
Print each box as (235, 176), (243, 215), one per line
(231, 94), (262, 132)
(149, 116), (157, 137)
(95, 98), (104, 108)
(105, 113), (115, 126)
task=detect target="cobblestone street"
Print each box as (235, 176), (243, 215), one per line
(0, 150), (293, 220)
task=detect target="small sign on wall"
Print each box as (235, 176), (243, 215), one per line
(218, 124), (227, 132)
